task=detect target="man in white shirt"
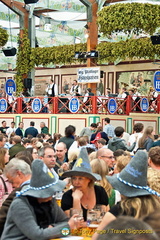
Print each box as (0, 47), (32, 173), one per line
(128, 122), (144, 154)
(70, 80), (81, 96)
(6, 122), (16, 138)
(46, 79), (58, 97)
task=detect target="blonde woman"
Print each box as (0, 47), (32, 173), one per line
(92, 151), (160, 240)
(90, 158), (121, 207)
(138, 126), (154, 151)
(61, 148), (109, 221)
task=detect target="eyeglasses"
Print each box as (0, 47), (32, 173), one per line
(101, 156), (114, 159)
(33, 152), (38, 154)
(56, 150), (64, 152)
(44, 155), (56, 158)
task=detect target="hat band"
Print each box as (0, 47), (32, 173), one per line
(117, 174), (160, 197)
(16, 175), (59, 197)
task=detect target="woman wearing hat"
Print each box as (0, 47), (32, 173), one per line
(61, 148), (109, 221)
(1, 160), (83, 240)
(92, 150), (160, 240)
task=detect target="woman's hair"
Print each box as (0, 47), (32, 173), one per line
(53, 133), (62, 144)
(143, 210), (160, 238)
(120, 195), (160, 219)
(147, 168), (160, 202)
(65, 125), (76, 137)
(89, 151), (97, 161)
(95, 126), (103, 133)
(138, 126), (154, 148)
(30, 138), (38, 145)
(0, 148), (8, 171)
(114, 155), (131, 173)
(77, 137), (88, 146)
(90, 158), (113, 197)
(68, 149), (80, 163)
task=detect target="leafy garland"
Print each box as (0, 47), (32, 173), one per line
(97, 3), (160, 36)
(0, 27), (8, 47)
(30, 43), (86, 68)
(97, 37), (160, 63)
(15, 29), (31, 95)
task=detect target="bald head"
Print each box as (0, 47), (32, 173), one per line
(96, 148), (115, 168)
(55, 142), (67, 162)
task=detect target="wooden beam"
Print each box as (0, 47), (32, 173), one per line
(1, 0), (29, 29)
(87, 0), (98, 94)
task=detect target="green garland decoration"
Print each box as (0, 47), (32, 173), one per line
(30, 43), (87, 68)
(97, 3), (160, 36)
(15, 29), (31, 95)
(97, 37), (160, 64)
(0, 27), (8, 47)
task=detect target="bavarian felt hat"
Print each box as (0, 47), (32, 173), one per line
(107, 150), (160, 197)
(62, 147), (101, 181)
(16, 159), (66, 198)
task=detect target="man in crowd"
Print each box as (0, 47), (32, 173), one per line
(15, 122), (24, 138)
(9, 136), (25, 160)
(79, 123), (97, 140)
(0, 134), (6, 148)
(108, 126), (137, 152)
(96, 148), (115, 171)
(128, 122), (144, 154)
(70, 80), (81, 96)
(148, 146), (160, 170)
(103, 117), (115, 139)
(0, 121), (8, 134)
(0, 159), (31, 236)
(97, 138), (107, 149)
(6, 122), (16, 138)
(24, 121), (38, 138)
(40, 122), (49, 134)
(54, 142), (69, 174)
(38, 146), (56, 170)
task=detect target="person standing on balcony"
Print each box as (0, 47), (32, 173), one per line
(46, 79), (58, 100)
(70, 80), (81, 96)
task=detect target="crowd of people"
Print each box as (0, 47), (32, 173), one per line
(0, 117), (160, 239)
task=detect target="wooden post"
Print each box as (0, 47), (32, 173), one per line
(87, 0), (98, 95)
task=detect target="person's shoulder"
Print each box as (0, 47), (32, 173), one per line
(10, 196), (26, 208)
(94, 184), (105, 192)
(62, 189), (72, 197)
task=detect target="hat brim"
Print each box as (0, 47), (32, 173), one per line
(90, 139), (98, 144)
(62, 170), (101, 181)
(20, 179), (66, 198)
(107, 174), (151, 197)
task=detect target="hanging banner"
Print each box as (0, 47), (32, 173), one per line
(77, 67), (100, 83)
(5, 79), (16, 96)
